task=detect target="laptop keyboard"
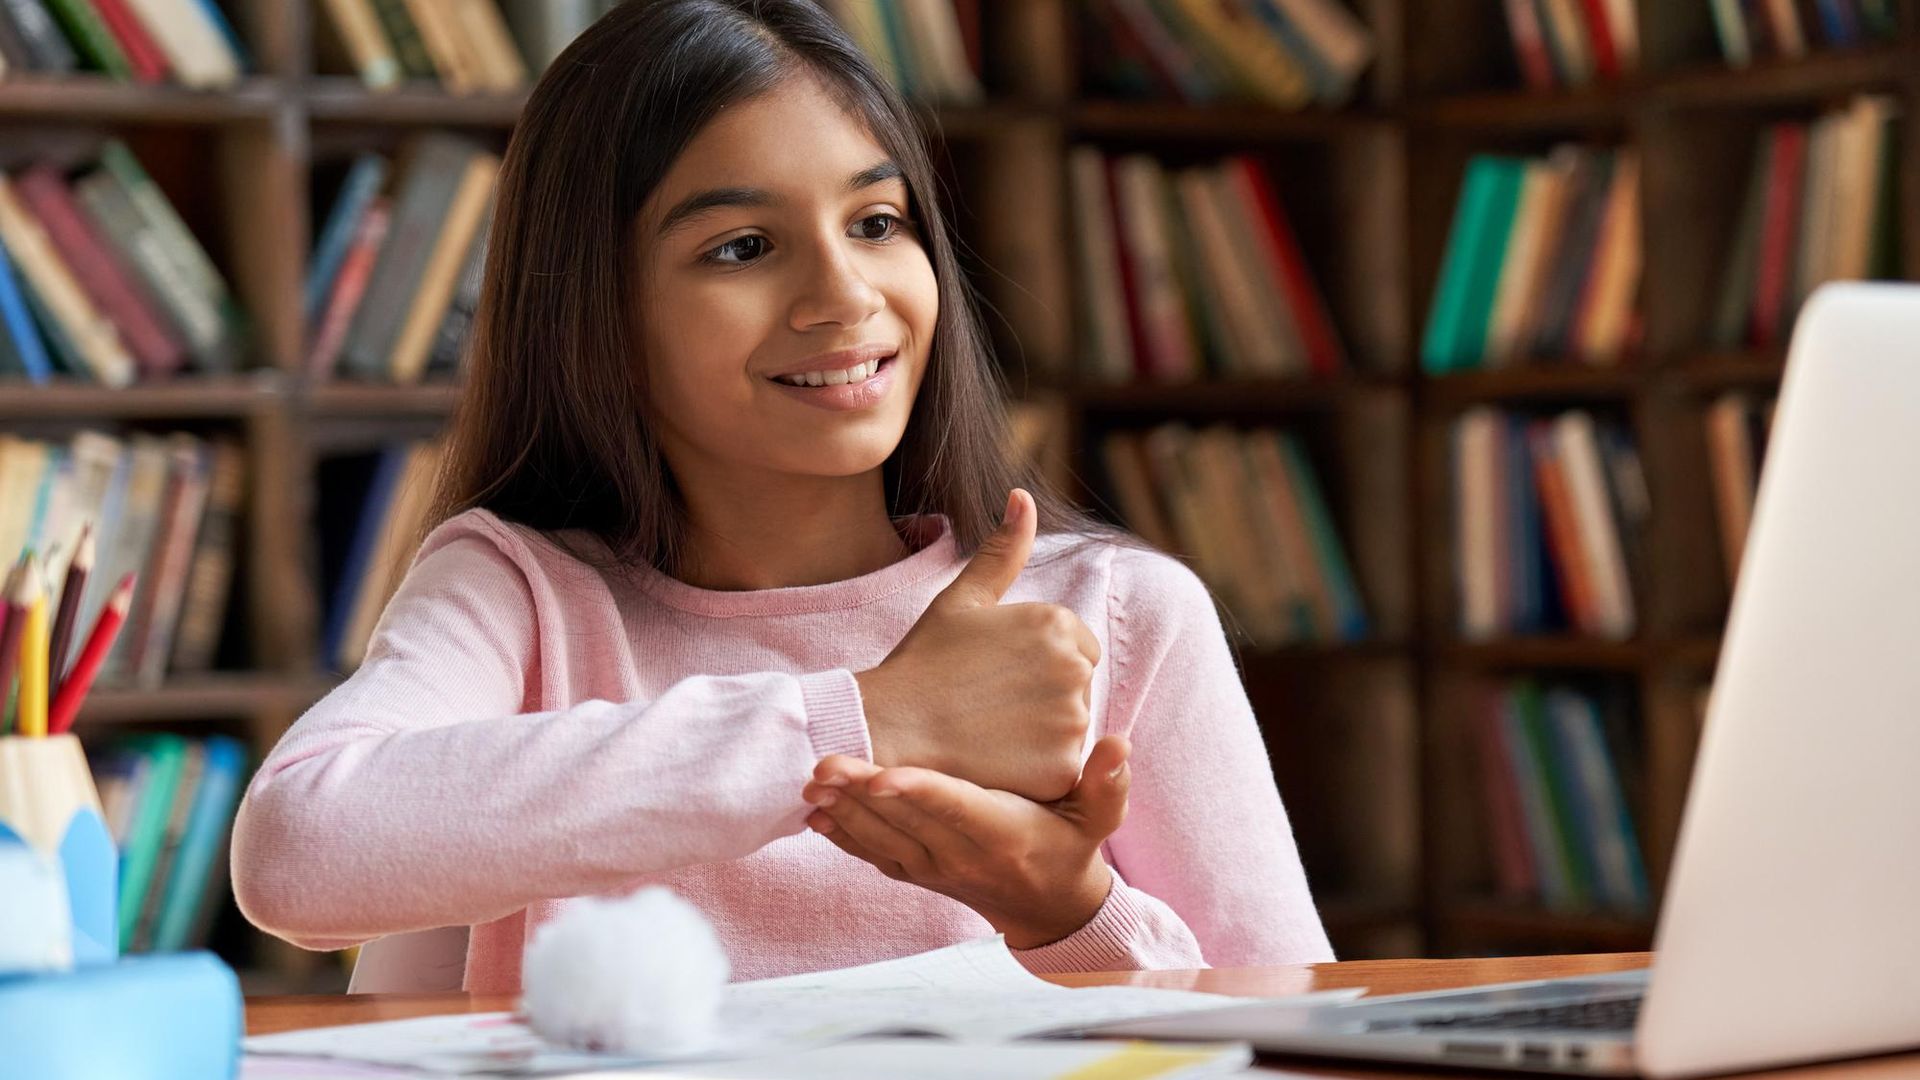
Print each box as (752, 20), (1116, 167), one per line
(1370, 994), (1642, 1034)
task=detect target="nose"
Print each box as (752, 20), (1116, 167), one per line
(788, 234), (885, 331)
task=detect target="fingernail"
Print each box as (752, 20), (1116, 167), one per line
(822, 775), (849, 788)
(1108, 763), (1127, 781)
(871, 786), (900, 798)
(1003, 490), (1021, 526)
(817, 791), (838, 807)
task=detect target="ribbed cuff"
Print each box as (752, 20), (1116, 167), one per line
(798, 668), (872, 763)
(1009, 864), (1144, 974)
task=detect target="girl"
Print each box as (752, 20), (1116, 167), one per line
(231, 0), (1332, 993)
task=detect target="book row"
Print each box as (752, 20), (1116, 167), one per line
(321, 0), (607, 93)
(1079, 0), (1374, 109)
(1452, 407), (1647, 642)
(1709, 0), (1900, 66)
(1070, 148), (1345, 385)
(307, 135), (498, 384)
(0, 140), (245, 386)
(328, 0), (979, 100)
(87, 731), (247, 954)
(1711, 95), (1901, 353)
(1501, 0), (1639, 91)
(1423, 146), (1642, 375)
(0, 0), (244, 87)
(0, 429), (242, 687)
(1100, 423), (1367, 648)
(319, 439), (443, 672)
(818, 0), (981, 105)
(1471, 678), (1651, 916)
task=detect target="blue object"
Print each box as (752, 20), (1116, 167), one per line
(0, 951), (241, 1080)
(153, 736), (246, 952)
(0, 236), (53, 384)
(0, 805), (118, 966)
(325, 445), (409, 665)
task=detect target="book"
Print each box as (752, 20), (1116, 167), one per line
(97, 140), (245, 373)
(0, 235), (53, 383)
(337, 441), (444, 670)
(73, 167), (233, 372)
(1422, 156), (1525, 374)
(1069, 147), (1136, 382)
(89, 0), (170, 82)
(321, 0), (401, 89)
(387, 152), (500, 383)
(309, 197), (392, 379)
(425, 198), (492, 375)
(339, 136), (479, 381)
(306, 154), (391, 322)
(0, 174), (136, 387)
(168, 440), (242, 674)
(0, 0), (77, 71)
(14, 164), (187, 377)
(43, 0), (130, 77)
(115, 731), (188, 947)
(368, 0), (434, 80)
(152, 734), (246, 952)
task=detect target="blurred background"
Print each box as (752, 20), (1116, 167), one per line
(0, 0), (1905, 993)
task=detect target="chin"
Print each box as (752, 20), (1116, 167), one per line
(775, 437), (902, 479)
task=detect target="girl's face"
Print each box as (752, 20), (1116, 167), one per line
(634, 70), (937, 490)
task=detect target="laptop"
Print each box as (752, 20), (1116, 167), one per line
(1092, 283), (1920, 1077)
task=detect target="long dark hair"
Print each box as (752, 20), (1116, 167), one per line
(431, 0), (1132, 572)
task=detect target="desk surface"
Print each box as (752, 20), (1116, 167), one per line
(245, 952), (1920, 1078)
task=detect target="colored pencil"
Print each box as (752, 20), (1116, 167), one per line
(48, 574), (134, 737)
(49, 523), (92, 685)
(0, 558), (28, 737)
(14, 553), (46, 738)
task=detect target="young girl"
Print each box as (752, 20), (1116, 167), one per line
(231, 0), (1332, 993)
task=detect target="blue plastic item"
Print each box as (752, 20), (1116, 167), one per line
(0, 951), (242, 1080)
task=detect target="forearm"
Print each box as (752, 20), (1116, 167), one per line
(233, 668), (867, 950)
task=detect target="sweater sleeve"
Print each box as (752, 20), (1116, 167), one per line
(230, 520), (871, 953)
(1013, 546), (1335, 973)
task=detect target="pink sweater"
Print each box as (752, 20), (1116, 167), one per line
(231, 508), (1332, 992)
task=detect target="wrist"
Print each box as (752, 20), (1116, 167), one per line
(855, 666), (935, 770)
(996, 860), (1115, 951)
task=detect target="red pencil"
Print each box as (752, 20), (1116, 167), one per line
(47, 573), (133, 737)
(49, 523), (92, 684)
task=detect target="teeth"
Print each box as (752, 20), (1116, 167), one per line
(776, 358), (885, 388)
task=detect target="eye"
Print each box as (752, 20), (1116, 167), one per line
(705, 233), (769, 266)
(852, 212), (906, 242)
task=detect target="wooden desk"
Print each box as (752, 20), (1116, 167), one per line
(246, 952), (1920, 1077)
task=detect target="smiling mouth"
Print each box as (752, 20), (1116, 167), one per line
(771, 354), (894, 387)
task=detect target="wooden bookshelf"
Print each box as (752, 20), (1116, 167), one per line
(6, 0), (1913, 989)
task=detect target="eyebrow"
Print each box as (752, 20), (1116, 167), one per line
(655, 160), (906, 237)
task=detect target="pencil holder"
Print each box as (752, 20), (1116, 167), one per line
(0, 734), (119, 965)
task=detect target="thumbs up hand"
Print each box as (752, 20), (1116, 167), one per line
(855, 489), (1101, 803)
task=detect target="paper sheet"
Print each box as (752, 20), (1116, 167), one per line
(247, 1038), (1259, 1080)
(245, 936), (1362, 1076)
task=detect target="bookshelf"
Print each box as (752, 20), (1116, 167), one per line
(4, 0), (1914, 990)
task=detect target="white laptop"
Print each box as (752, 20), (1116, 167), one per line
(1091, 283), (1920, 1077)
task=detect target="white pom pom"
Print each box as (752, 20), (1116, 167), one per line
(520, 886), (731, 1057)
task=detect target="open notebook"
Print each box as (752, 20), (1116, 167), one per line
(246, 935), (1360, 1075)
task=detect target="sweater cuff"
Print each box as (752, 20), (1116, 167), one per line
(799, 668), (872, 763)
(1009, 864), (1145, 974)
